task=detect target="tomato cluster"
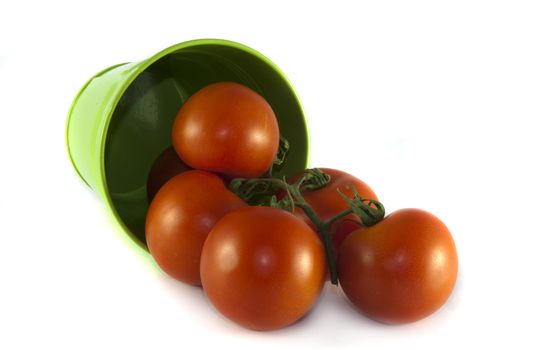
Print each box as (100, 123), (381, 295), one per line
(144, 82), (458, 330)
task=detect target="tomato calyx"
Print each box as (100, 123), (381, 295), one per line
(228, 136), (291, 206)
(229, 168), (386, 285)
(336, 187), (385, 227)
(270, 136), (290, 175)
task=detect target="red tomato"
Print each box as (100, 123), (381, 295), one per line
(172, 82), (279, 178)
(146, 147), (191, 202)
(200, 206), (326, 330)
(146, 170), (245, 285)
(287, 168), (379, 253)
(337, 208), (458, 324)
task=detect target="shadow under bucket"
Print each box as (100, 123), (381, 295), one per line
(66, 39), (309, 250)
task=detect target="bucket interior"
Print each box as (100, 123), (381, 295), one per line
(104, 44), (308, 246)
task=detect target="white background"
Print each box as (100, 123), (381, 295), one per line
(1, 1), (542, 349)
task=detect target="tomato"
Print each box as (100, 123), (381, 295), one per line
(145, 170), (245, 285)
(146, 147), (191, 202)
(287, 168), (379, 254)
(337, 208), (458, 324)
(172, 82), (280, 178)
(200, 206), (326, 330)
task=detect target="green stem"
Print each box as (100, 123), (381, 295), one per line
(323, 208), (355, 231)
(288, 186), (339, 284)
(229, 168), (386, 286)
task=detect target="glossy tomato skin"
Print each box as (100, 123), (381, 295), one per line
(146, 147), (191, 202)
(172, 82), (280, 178)
(146, 170), (245, 285)
(337, 208), (458, 324)
(289, 168), (379, 253)
(200, 206), (326, 330)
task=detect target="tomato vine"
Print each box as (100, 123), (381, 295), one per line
(229, 167), (385, 285)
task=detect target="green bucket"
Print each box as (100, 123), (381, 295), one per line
(66, 39), (309, 250)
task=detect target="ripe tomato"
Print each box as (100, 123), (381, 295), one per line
(200, 206), (326, 330)
(337, 208), (458, 324)
(288, 168), (379, 253)
(146, 170), (245, 285)
(146, 147), (191, 202)
(172, 82), (280, 178)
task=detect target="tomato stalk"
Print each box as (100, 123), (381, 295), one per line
(229, 168), (385, 285)
(269, 136), (290, 176)
(334, 187), (385, 227)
